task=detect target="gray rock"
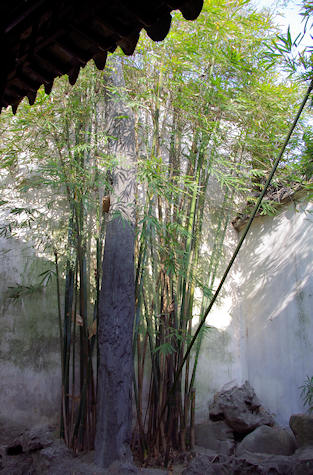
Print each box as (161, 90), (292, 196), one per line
(209, 381), (274, 433)
(0, 425), (57, 474)
(25, 425), (55, 451)
(31, 439), (71, 473)
(3, 424), (55, 458)
(294, 445), (313, 460)
(237, 425), (296, 456)
(290, 413), (313, 447)
(293, 447), (313, 474)
(245, 451), (313, 475)
(294, 460), (313, 475)
(239, 452), (295, 474)
(195, 421), (235, 455)
(39, 439), (71, 460)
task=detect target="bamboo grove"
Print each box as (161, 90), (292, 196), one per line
(0, 0), (311, 464)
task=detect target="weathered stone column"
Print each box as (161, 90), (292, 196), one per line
(95, 57), (136, 468)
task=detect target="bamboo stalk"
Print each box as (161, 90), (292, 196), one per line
(54, 251), (64, 365)
(70, 261), (78, 444)
(190, 389), (195, 450)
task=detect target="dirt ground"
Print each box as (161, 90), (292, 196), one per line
(0, 418), (186, 474)
(2, 418), (313, 474)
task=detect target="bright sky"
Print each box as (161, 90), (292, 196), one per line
(254, 0), (311, 43)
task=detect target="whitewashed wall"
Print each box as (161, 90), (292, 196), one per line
(195, 193), (313, 426)
(1, 193), (313, 428)
(235, 194), (313, 425)
(0, 236), (60, 426)
(194, 224), (248, 422)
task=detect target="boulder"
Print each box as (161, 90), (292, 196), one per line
(0, 424), (56, 474)
(293, 446), (313, 473)
(5, 425), (55, 455)
(195, 421), (235, 455)
(24, 425), (55, 452)
(290, 413), (313, 447)
(209, 381), (274, 434)
(295, 445), (313, 460)
(31, 439), (71, 472)
(237, 425), (296, 456)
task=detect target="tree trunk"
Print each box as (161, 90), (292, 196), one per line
(95, 57), (136, 468)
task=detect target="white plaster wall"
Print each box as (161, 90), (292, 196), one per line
(194, 224), (248, 422)
(0, 236), (61, 426)
(236, 195), (313, 425)
(1, 193), (313, 429)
